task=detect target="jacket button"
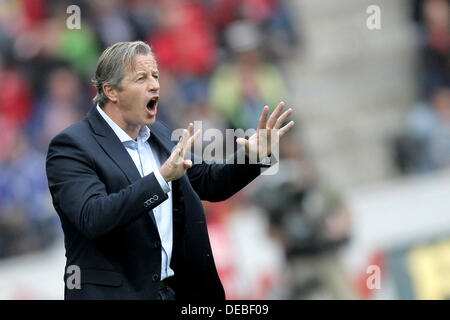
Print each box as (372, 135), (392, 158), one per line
(154, 241), (160, 248)
(152, 274), (159, 282)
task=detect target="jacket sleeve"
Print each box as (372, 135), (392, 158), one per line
(46, 132), (168, 240)
(186, 148), (263, 202)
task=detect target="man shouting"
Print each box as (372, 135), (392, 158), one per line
(46, 41), (294, 300)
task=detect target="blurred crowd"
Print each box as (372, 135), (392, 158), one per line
(394, 0), (450, 174)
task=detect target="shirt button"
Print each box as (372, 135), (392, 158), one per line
(152, 274), (159, 282)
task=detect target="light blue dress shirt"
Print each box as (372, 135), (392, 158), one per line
(96, 105), (174, 280)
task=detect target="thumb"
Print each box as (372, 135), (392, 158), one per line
(236, 138), (249, 149)
(183, 159), (193, 169)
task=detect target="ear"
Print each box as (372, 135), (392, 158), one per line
(103, 83), (119, 103)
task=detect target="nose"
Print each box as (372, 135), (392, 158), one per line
(148, 76), (159, 93)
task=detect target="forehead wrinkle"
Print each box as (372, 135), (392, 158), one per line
(126, 55), (158, 78)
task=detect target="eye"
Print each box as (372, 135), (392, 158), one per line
(153, 74), (159, 79)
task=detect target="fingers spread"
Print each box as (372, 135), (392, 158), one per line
(171, 147), (183, 164)
(190, 129), (201, 145)
(184, 129), (201, 157)
(258, 106), (270, 130)
(178, 123), (193, 152)
(274, 108), (293, 129)
(177, 129), (188, 150)
(267, 101), (285, 129)
(187, 122), (194, 135)
(279, 120), (295, 137)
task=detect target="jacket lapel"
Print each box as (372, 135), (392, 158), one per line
(147, 122), (173, 158)
(87, 107), (141, 184)
(86, 107), (173, 230)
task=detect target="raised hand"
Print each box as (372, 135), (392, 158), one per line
(160, 123), (200, 182)
(236, 101), (294, 162)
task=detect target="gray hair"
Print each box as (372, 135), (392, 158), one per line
(92, 41), (154, 107)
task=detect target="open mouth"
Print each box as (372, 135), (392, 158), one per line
(146, 97), (159, 111)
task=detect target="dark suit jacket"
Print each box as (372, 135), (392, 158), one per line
(45, 107), (262, 300)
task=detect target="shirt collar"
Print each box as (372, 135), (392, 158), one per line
(96, 105), (151, 143)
